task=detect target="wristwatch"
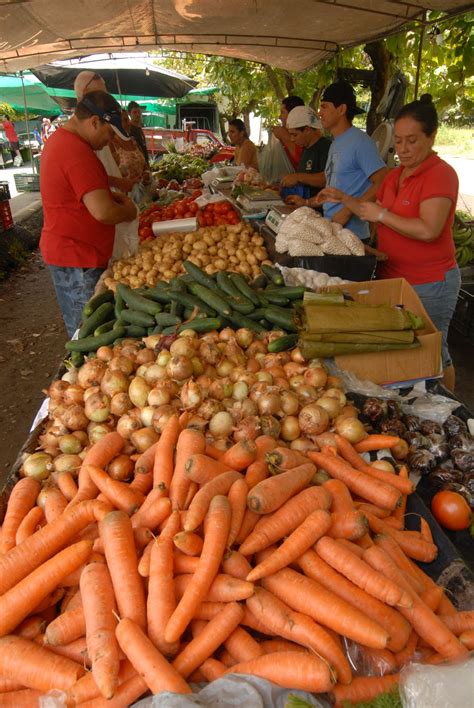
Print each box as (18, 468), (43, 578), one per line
(377, 208), (388, 222)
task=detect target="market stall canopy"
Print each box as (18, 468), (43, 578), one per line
(0, 0), (471, 73)
(0, 75), (61, 116)
(31, 56), (197, 102)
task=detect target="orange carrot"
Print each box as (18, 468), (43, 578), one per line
(331, 674), (400, 707)
(419, 516), (434, 544)
(262, 567), (389, 650)
(148, 536), (179, 657)
(223, 625), (263, 663)
(44, 606), (85, 646)
(184, 454), (229, 485)
(308, 451), (401, 511)
(82, 674), (147, 708)
(374, 534), (428, 593)
(367, 514), (437, 562)
(420, 585), (444, 612)
(43, 487), (68, 523)
(183, 482), (198, 510)
(247, 510), (332, 583)
(56, 472), (79, 502)
(205, 443), (224, 460)
(15, 616), (46, 641)
(0, 478), (40, 554)
(71, 432), (124, 505)
(173, 531), (203, 557)
(174, 552), (200, 575)
(336, 538), (366, 557)
(356, 502), (392, 519)
(392, 465), (409, 527)
(438, 611), (474, 635)
(222, 550), (252, 580)
(116, 617), (191, 695)
(219, 648), (237, 667)
(224, 651), (334, 693)
(170, 429), (206, 511)
(459, 629), (474, 649)
(323, 478), (354, 513)
(0, 635), (85, 691)
(220, 440), (257, 471)
(80, 561), (120, 699)
(315, 536), (412, 609)
(328, 510), (368, 540)
(99, 510), (146, 630)
(247, 462), (316, 515)
(0, 677), (26, 693)
(130, 495), (171, 531)
(137, 540), (153, 578)
(174, 573), (254, 603)
(266, 447), (307, 471)
(165, 495), (231, 644)
(437, 592), (457, 616)
(0, 688), (42, 706)
(162, 509), (181, 539)
(199, 658), (226, 681)
(394, 630), (418, 668)
(362, 545), (468, 661)
(172, 602), (244, 678)
(14, 506), (44, 546)
(193, 602), (227, 621)
(152, 414), (180, 490)
(255, 435), (279, 460)
(244, 460), (269, 489)
(354, 435), (401, 453)
(227, 478), (248, 547)
(259, 639), (307, 654)
(247, 587), (352, 684)
(235, 509), (260, 545)
(184, 471), (241, 532)
(240, 486), (330, 556)
(65, 658), (136, 706)
(86, 465), (144, 515)
(0, 540), (92, 637)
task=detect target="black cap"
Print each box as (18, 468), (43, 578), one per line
(321, 81), (365, 115)
(81, 95), (130, 140)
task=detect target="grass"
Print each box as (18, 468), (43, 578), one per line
(435, 125), (474, 159)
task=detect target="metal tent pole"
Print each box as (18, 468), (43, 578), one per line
(414, 11), (426, 100)
(20, 71), (35, 173)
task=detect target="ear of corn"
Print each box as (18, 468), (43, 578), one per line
(299, 339), (421, 358)
(303, 304), (415, 333)
(302, 330), (415, 344)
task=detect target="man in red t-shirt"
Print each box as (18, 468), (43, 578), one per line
(1, 114), (23, 166)
(272, 96), (305, 170)
(40, 91), (137, 336)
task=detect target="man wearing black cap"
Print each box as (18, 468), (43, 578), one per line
(40, 91), (137, 336)
(316, 81), (387, 241)
(128, 101), (149, 166)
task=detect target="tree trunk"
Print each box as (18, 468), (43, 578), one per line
(364, 40), (392, 135)
(284, 71), (295, 96)
(264, 65), (285, 102)
(309, 87), (323, 112)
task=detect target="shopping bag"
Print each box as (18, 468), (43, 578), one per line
(258, 134), (294, 184)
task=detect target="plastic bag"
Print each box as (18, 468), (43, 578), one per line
(112, 216), (139, 260)
(258, 134), (295, 184)
(400, 655), (474, 708)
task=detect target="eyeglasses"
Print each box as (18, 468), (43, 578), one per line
(83, 73), (103, 94)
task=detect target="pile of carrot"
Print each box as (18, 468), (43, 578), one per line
(0, 420), (472, 708)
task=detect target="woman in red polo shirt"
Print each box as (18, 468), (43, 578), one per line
(317, 94), (460, 391)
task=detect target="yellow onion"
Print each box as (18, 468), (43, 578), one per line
(246, 340), (266, 356)
(340, 405), (359, 418)
(197, 399), (223, 421)
(335, 416), (367, 444)
(53, 454), (82, 475)
(37, 485), (59, 510)
(257, 392), (282, 416)
(304, 367), (328, 389)
(391, 438), (409, 460)
(72, 430), (89, 446)
(136, 348), (155, 365)
(58, 433), (83, 455)
(316, 396), (342, 420)
(281, 391), (299, 416)
(109, 356), (134, 376)
(170, 338), (196, 358)
(291, 347), (305, 363)
(180, 381), (203, 410)
(83, 386), (101, 404)
(143, 335), (162, 350)
(216, 359), (234, 377)
(260, 415), (281, 439)
(110, 392), (133, 417)
(209, 411), (234, 439)
(256, 371), (273, 384)
(87, 422), (113, 444)
(63, 384), (85, 407)
(108, 454), (135, 481)
(84, 392), (111, 423)
(152, 405), (177, 433)
(223, 341), (246, 367)
(324, 388), (347, 407)
(326, 375), (343, 389)
(101, 369), (129, 397)
(284, 362), (306, 378)
(191, 357), (205, 376)
(199, 341), (221, 365)
(61, 368), (79, 384)
(157, 351), (171, 367)
(77, 359), (106, 389)
(233, 415), (261, 441)
(96, 345), (114, 362)
(148, 387), (171, 407)
(235, 328), (254, 348)
(298, 404), (330, 436)
(219, 327), (236, 342)
(186, 415), (207, 432)
(209, 379), (233, 401)
(48, 380), (70, 401)
(232, 381), (249, 402)
(297, 384), (319, 402)
(140, 406), (156, 428)
(289, 375), (305, 391)
(166, 355), (193, 381)
(116, 414), (142, 440)
(120, 343), (140, 359)
(131, 427), (159, 453)
(290, 437), (317, 453)
(23, 452), (53, 481)
(281, 416), (300, 441)
(129, 377), (151, 408)
(61, 404), (89, 431)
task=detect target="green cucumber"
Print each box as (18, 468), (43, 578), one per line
(123, 325), (147, 338)
(261, 264), (284, 286)
(227, 296), (255, 315)
(169, 277), (187, 292)
(94, 319), (116, 336)
(216, 271), (242, 299)
(263, 307), (297, 332)
(264, 292), (290, 306)
(161, 325), (179, 335)
(148, 325), (162, 335)
(117, 284), (163, 315)
(120, 309), (156, 328)
(265, 286), (306, 300)
(227, 312), (267, 334)
(247, 307), (269, 321)
(82, 289), (114, 318)
(114, 288), (125, 319)
(70, 350), (85, 367)
(178, 317), (222, 334)
(78, 302), (115, 339)
(251, 274), (268, 289)
(183, 261), (216, 289)
(168, 291), (217, 317)
(154, 313), (182, 327)
(268, 334), (299, 352)
(180, 283), (231, 317)
(145, 286), (173, 304)
(65, 327), (126, 352)
(229, 273), (260, 307)
(257, 293), (270, 308)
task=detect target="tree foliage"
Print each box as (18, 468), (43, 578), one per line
(155, 10), (473, 128)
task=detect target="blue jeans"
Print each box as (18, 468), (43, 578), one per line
(414, 266), (461, 369)
(48, 266), (104, 338)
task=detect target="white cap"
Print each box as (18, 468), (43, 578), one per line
(286, 106), (322, 130)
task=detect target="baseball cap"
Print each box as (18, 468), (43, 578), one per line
(81, 95), (130, 140)
(286, 106), (322, 130)
(321, 81), (365, 115)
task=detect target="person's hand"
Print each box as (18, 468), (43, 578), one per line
(315, 187), (346, 204)
(358, 201), (385, 223)
(285, 195), (306, 207)
(272, 126), (286, 141)
(364, 243), (388, 261)
(111, 191), (129, 204)
(141, 170), (151, 185)
(280, 173), (300, 187)
(331, 208), (351, 227)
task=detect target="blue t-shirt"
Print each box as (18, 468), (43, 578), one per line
(324, 126), (385, 240)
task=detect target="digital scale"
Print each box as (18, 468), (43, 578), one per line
(235, 187), (284, 215)
(264, 204), (296, 233)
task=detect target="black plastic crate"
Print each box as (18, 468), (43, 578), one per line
(452, 285), (474, 343)
(14, 173), (40, 193)
(0, 181), (10, 202)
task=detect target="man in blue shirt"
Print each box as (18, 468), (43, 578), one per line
(316, 81), (387, 241)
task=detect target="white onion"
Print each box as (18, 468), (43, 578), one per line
(280, 391), (299, 416)
(316, 396), (341, 420)
(23, 452), (53, 481)
(324, 388), (347, 407)
(209, 411), (234, 438)
(335, 416), (367, 443)
(140, 406), (156, 428)
(232, 381), (249, 401)
(129, 377), (151, 408)
(170, 338), (195, 358)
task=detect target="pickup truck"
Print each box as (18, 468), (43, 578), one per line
(143, 127), (234, 164)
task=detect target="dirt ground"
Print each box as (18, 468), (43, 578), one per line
(0, 214), (67, 488)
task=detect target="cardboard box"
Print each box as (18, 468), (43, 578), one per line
(329, 278), (442, 386)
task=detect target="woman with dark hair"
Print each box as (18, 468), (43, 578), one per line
(228, 118), (259, 171)
(317, 94), (460, 390)
(273, 95), (305, 169)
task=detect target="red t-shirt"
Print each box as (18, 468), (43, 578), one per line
(284, 143), (304, 171)
(3, 120), (18, 142)
(40, 127), (114, 268)
(377, 153), (458, 285)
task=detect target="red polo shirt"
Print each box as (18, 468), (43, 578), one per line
(40, 127), (115, 268)
(377, 153), (458, 285)
(2, 120), (18, 142)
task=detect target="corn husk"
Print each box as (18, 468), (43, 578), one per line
(303, 291), (345, 305)
(303, 304), (415, 333)
(302, 330), (415, 344)
(299, 339), (421, 359)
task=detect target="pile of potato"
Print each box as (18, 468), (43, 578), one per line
(109, 224), (270, 289)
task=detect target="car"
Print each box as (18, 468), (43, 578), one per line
(17, 132), (41, 155)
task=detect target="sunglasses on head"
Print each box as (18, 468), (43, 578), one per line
(83, 73), (103, 93)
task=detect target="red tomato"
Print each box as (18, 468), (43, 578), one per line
(205, 216), (214, 226)
(139, 226), (153, 240)
(192, 189), (203, 198)
(431, 491), (471, 531)
(197, 213), (206, 227)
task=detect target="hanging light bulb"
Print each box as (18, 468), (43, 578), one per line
(145, 67), (150, 76)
